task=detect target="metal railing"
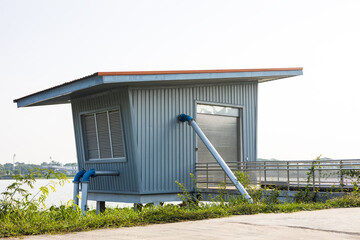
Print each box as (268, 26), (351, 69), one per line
(195, 159), (360, 191)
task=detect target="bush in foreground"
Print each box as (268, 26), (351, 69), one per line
(1, 194), (360, 238)
(1, 170), (360, 238)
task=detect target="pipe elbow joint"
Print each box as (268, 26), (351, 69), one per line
(82, 169), (96, 182)
(178, 114), (193, 122)
(73, 169), (87, 183)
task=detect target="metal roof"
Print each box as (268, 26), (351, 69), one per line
(14, 67), (303, 107)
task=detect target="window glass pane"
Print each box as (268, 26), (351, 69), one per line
(83, 114), (99, 159)
(197, 104), (239, 117)
(109, 110), (125, 158)
(96, 112), (112, 158)
(197, 114), (239, 164)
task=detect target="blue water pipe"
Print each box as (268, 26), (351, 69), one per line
(82, 168), (96, 182)
(79, 169), (120, 214)
(178, 113), (193, 123)
(72, 169), (86, 210)
(73, 169), (86, 183)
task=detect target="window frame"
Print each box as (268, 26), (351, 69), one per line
(79, 106), (127, 163)
(194, 101), (244, 164)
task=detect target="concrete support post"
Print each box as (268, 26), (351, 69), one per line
(96, 201), (106, 214)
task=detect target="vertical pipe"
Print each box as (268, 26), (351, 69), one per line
(73, 182), (80, 210)
(80, 169), (118, 213)
(178, 114), (253, 203)
(73, 169), (86, 211)
(81, 182), (89, 213)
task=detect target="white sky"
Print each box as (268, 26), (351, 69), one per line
(1, 0), (360, 164)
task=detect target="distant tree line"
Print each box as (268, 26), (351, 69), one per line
(0, 161), (77, 178)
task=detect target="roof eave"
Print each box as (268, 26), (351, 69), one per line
(13, 68), (303, 108)
(102, 69), (302, 84)
(14, 75), (103, 108)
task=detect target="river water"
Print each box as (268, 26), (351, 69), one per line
(0, 179), (132, 209)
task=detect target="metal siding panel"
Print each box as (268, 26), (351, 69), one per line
(130, 82), (257, 194)
(73, 83), (257, 193)
(254, 83), (258, 162)
(71, 88), (139, 193)
(178, 88), (183, 187)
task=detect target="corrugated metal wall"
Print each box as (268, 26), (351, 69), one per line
(130, 83), (258, 194)
(72, 88), (139, 193)
(71, 83), (257, 195)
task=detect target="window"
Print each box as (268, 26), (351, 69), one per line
(81, 109), (125, 161)
(196, 103), (242, 164)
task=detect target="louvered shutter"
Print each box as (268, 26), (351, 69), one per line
(82, 109), (125, 160)
(83, 114), (99, 159)
(109, 110), (125, 158)
(96, 112), (112, 158)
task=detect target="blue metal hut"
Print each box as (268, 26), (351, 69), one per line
(14, 68), (303, 211)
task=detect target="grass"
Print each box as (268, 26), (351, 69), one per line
(1, 169), (360, 238)
(0, 193), (360, 238)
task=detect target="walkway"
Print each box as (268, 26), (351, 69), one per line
(12, 208), (360, 240)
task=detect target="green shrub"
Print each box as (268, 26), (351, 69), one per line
(293, 190), (317, 203)
(234, 171), (251, 188)
(1, 171), (360, 238)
